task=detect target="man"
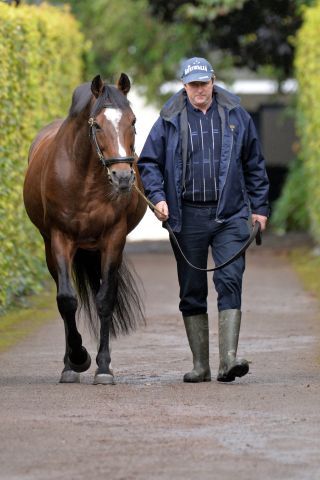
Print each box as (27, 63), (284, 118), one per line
(138, 57), (269, 383)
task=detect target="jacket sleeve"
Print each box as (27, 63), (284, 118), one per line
(242, 116), (270, 217)
(137, 117), (167, 206)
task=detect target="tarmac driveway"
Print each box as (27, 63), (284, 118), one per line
(0, 239), (319, 480)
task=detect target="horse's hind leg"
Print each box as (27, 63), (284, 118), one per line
(46, 234), (91, 382)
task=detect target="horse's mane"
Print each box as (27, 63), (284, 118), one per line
(68, 82), (130, 118)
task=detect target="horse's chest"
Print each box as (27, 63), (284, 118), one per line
(47, 200), (124, 240)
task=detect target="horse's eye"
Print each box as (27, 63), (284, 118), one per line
(94, 122), (102, 131)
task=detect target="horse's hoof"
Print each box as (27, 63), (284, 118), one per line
(93, 372), (115, 385)
(68, 348), (91, 373)
(59, 370), (80, 383)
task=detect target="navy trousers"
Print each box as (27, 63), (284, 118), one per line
(170, 204), (250, 316)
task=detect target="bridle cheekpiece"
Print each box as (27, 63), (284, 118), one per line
(88, 116), (135, 169)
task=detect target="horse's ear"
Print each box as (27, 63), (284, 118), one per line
(117, 73), (131, 96)
(91, 75), (104, 98)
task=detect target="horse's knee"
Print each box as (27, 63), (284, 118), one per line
(57, 293), (78, 315)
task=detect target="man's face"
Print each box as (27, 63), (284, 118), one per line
(184, 80), (213, 110)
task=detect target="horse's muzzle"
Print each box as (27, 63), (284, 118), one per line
(108, 167), (136, 192)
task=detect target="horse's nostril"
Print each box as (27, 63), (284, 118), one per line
(108, 169), (135, 191)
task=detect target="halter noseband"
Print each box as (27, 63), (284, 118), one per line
(88, 117), (135, 168)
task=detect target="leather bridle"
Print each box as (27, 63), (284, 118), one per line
(88, 117), (135, 168)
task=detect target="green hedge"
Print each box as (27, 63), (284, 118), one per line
(295, 1), (320, 242)
(271, 155), (310, 234)
(0, 3), (86, 311)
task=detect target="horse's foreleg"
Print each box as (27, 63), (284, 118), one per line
(94, 262), (118, 385)
(49, 233), (91, 381)
(44, 239), (80, 383)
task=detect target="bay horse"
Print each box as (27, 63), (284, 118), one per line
(23, 73), (146, 385)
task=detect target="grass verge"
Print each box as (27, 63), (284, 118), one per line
(288, 247), (320, 302)
(0, 284), (57, 353)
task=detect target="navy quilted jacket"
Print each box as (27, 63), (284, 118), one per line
(138, 85), (269, 232)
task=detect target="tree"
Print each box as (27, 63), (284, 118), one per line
(28, 0), (315, 100)
(53, 0), (199, 102)
(149, 0), (315, 83)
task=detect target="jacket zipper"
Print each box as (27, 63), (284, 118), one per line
(215, 124), (234, 222)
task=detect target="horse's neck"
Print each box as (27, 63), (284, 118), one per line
(65, 114), (110, 197)
(71, 114), (96, 171)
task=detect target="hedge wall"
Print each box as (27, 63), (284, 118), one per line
(295, 1), (320, 242)
(0, 3), (86, 311)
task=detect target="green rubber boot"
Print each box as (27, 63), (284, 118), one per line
(217, 309), (249, 382)
(183, 313), (211, 383)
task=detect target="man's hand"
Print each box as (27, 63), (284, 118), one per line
(154, 201), (169, 221)
(252, 214), (267, 231)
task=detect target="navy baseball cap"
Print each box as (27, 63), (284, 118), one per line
(180, 57), (214, 84)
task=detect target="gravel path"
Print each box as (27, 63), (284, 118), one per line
(0, 240), (319, 480)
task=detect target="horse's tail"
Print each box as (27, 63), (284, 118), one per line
(72, 249), (145, 341)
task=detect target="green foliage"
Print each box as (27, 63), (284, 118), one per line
(149, 0), (309, 83)
(271, 156), (310, 233)
(294, 0), (320, 242)
(25, 0), (318, 100)
(0, 2), (86, 312)
(54, 0), (200, 104)
(289, 247), (320, 304)
(179, 0), (249, 21)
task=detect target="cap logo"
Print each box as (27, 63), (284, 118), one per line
(180, 58), (214, 83)
(184, 64), (208, 76)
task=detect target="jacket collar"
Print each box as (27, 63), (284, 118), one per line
(160, 85), (241, 121)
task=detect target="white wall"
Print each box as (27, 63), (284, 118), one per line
(127, 89), (169, 242)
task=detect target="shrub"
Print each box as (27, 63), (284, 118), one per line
(271, 156), (310, 234)
(0, 3), (86, 311)
(294, 1), (320, 242)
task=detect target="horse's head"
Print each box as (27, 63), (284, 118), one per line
(89, 73), (136, 194)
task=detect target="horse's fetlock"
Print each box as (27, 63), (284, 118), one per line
(69, 346), (87, 366)
(96, 356), (111, 373)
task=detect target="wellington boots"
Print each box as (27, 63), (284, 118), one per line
(183, 313), (211, 383)
(217, 309), (249, 382)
